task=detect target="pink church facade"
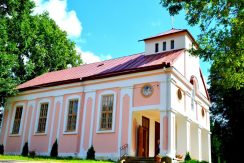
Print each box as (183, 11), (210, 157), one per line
(0, 29), (211, 162)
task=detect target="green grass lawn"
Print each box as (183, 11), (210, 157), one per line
(0, 155), (114, 162)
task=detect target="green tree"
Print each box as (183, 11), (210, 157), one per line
(161, 0), (244, 89)
(160, 1), (244, 162)
(0, 0), (81, 99)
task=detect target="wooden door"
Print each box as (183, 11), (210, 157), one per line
(137, 125), (143, 157)
(142, 116), (149, 157)
(155, 121), (160, 155)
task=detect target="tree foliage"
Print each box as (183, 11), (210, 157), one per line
(161, 0), (244, 89)
(161, 1), (244, 162)
(0, 0), (81, 99)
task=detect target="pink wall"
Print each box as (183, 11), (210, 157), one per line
(133, 82), (160, 107)
(121, 95), (130, 146)
(92, 88), (120, 153)
(83, 97), (93, 150)
(30, 97), (54, 153)
(59, 93), (83, 154)
(5, 101), (27, 153)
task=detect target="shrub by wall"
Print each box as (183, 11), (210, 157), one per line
(0, 144), (4, 155)
(21, 142), (28, 156)
(86, 145), (95, 160)
(50, 139), (58, 157)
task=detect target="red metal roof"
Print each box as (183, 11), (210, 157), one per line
(17, 49), (185, 91)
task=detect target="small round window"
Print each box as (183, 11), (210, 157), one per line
(177, 88), (182, 100)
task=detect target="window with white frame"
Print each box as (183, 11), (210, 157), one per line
(12, 106), (23, 134)
(100, 94), (114, 130)
(66, 99), (78, 132)
(37, 103), (48, 133)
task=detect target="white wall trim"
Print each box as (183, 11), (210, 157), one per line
(56, 96), (63, 140)
(117, 87), (132, 155)
(63, 95), (82, 134)
(79, 91), (95, 155)
(132, 104), (161, 112)
(9, 73), (166, 102)
(34, 98), (51, 135)
(28, 101), (36, 146)
(9, 102), (26, 136)
(15, 69), (164, 97)
(21, 103), (30, 153)
(89, 92), (96, 147)
(127, 89), (133, 155)
(3, 107), (11, 146)
(48, 96), (61, 154)
(118, 90), (124, 155)
(96, 90), (117, 133)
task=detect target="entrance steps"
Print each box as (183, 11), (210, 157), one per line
(120, 156), (181, 163)
(121, 156), (156, 163)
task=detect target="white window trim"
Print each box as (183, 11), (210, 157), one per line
(9, 102), (26, 136)
(96, 90), (117, 133)
(63, 95), (81, 134)
(34, 98), (51, 135)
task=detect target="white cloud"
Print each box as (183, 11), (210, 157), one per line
(76, 47), (112, 64)
(33, 0), (82, 37)
(32, 1), (109, 64)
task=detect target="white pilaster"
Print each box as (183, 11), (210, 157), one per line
(186, 119), (191, 152)
(168, 111), (176, 158)
(118, 87), (132, 157)
(208, 132), (212, 163)
(159, 111), (167, 155)
(79, 91), (95, 157)
(198, 126), (202, 161)
(127, 87), (133, 156)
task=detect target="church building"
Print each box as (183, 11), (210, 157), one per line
(0, 29), (211, 162)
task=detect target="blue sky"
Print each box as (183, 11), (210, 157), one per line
(34, 0), (210, 84)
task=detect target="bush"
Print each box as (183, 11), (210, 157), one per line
(21, 142), (28, 156)
(184, 152), (191, 161)
(29, 151), (36, 158)
(50, 139), (58, 157)
(0, 144), (4, 155)
(86, 145), (95, 160)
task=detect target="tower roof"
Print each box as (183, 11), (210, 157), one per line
(140, 28), (196, 44)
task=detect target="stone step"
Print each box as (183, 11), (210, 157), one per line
(123, 157), (157, 163)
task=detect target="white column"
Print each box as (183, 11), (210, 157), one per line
(159, 111), (167, 156)
(198, 127), (202, 161)
(208, 132), (212, 163)
(168, 111), (176, 158)
(186, 119), (191, 152)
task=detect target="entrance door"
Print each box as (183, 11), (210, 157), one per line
(137, 116), (150, 157)
(155, 121), (160, 155)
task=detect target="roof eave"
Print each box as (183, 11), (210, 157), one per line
(18, 64), (171, 92)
